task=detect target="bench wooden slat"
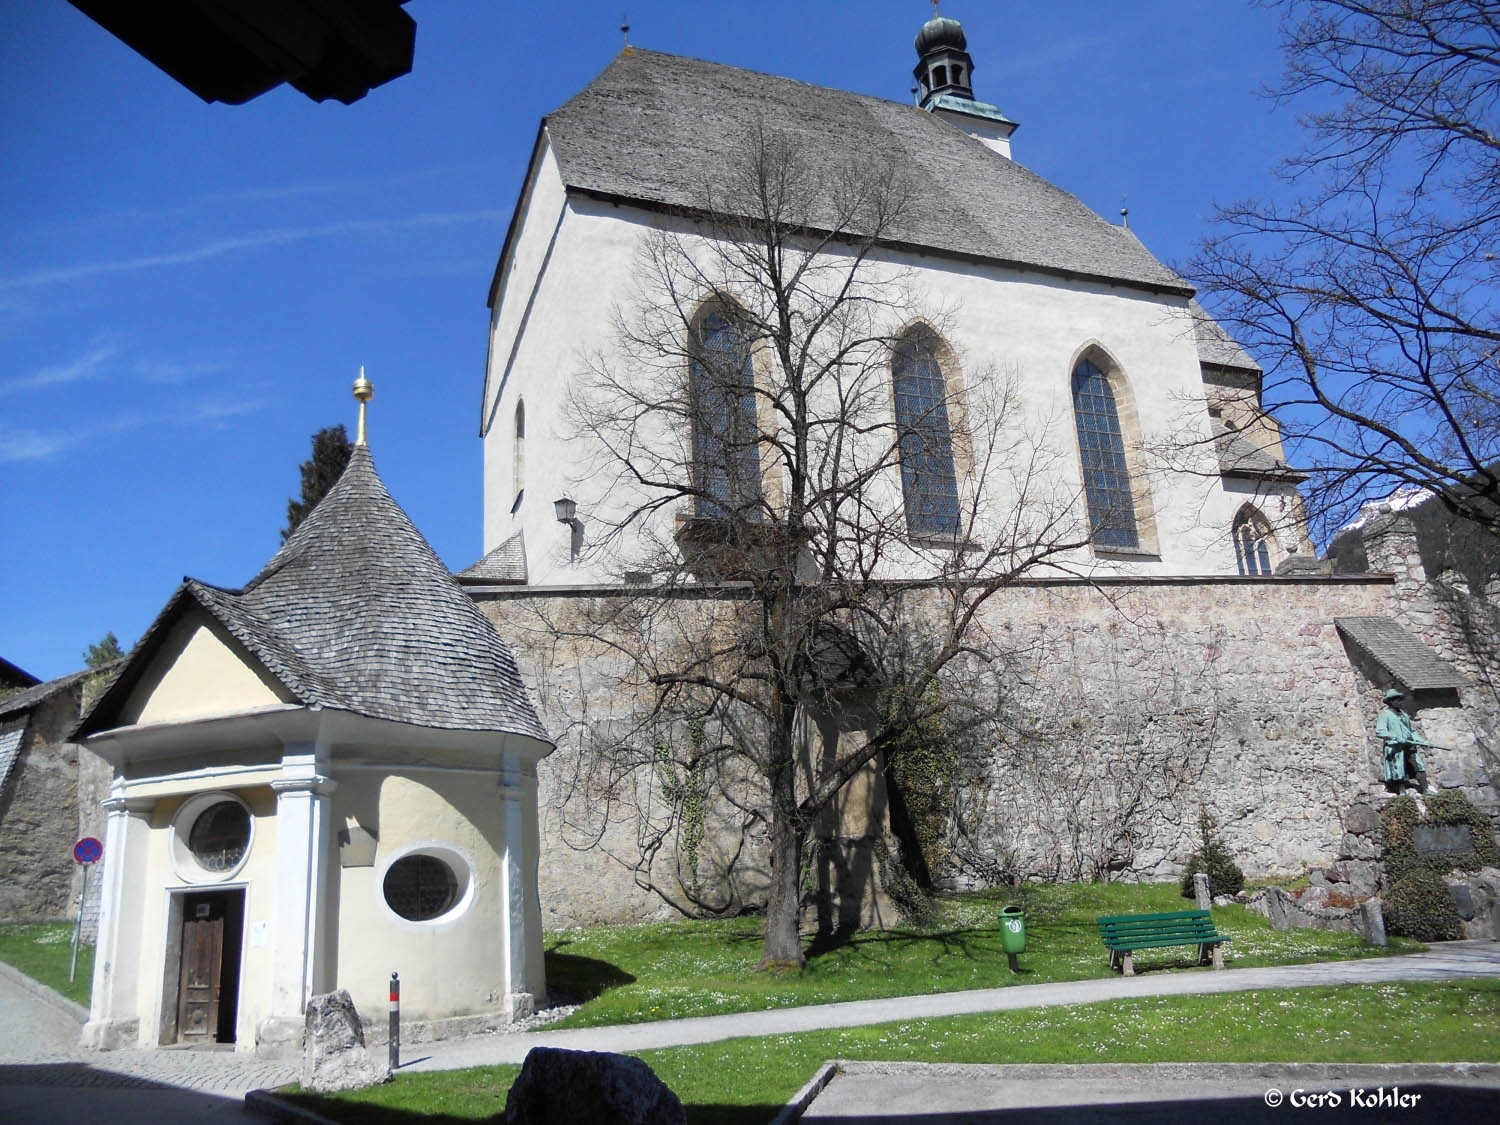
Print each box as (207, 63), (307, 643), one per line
(1095, 908), (1230, 976)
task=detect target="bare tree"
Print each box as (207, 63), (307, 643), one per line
(1191, 0), (1499, 542)
(555, 125), (1094, 968)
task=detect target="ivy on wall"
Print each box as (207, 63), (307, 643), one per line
(1380, 791), (1500, 940)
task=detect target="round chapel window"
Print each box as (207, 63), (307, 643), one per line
(383, 854), (460, 921)
(188, 800), (251, 872)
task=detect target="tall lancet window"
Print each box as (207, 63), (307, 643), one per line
(893, 331), (961, 538)
(690, 312), (761, 519)
(1071, 357), (1139, 550)
(512, 400), (525, 507)
(1234, 507), (1274, 575)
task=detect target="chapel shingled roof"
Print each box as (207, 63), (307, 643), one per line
(79, 447), (549, 742)
(542, 49), (1193, 297)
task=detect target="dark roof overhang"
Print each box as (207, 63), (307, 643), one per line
(68, 0), (415, 105)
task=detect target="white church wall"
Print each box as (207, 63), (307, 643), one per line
(483, 194), (1263, 588)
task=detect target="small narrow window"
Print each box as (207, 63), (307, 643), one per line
(690, 312), (761, 519)
(1234, 508), (1274, 576)
(932, 64), (948, 87)
(513, 401), (525, 505)
(1072, 358), (1140, 550)
(952, 65), (964, 85)
(893, 332), (961, 538)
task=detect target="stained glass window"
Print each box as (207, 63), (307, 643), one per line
(690, 313), (761, 519)
(1071, 358), (1139, 550)
(893, 334), (962, 538)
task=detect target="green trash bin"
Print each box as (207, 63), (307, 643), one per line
(1000, 905), (1026, 954)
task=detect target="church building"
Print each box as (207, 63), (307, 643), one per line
(474, 14), (1309, 586)
(77, 385), (553, 1057)
(461, 14), (1496, 926)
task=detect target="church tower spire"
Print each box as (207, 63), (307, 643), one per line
(911, 6), (1018, 158)
(913, 4), (974, 106)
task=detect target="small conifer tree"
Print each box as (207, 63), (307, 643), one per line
(282, 424), (352, 541)
(83, 631), (125, 669)
(1180, 807), (1244, 899)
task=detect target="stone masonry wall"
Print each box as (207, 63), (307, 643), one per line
(0, 685), (86, 921)
(475, 571), (1446, 927)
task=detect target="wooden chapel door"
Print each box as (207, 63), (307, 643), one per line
(177, 894), (225, 1043)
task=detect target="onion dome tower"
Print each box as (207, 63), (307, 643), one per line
(913, 11), (974, 105)
(911, 7), (1018, 157)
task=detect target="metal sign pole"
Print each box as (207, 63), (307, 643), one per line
(70, 863), (88, 984)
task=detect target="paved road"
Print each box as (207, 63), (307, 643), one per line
(406, 940), (1500, 1070)
(0, 963), (294, 1124)
(799, 1062), (1500, 1123)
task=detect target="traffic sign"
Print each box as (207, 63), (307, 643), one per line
(73, 837), (102, 864)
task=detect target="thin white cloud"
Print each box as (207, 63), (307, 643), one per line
(0, 210), (507, 292)
(29, 163), (482, 237)
(0, 396), (268, 463)
(0, 345), (117, 398)
(0, 428), (73, 464)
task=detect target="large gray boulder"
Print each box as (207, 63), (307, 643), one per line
(504, 1047), (686, 1125)
(300, 990), (390, 1092)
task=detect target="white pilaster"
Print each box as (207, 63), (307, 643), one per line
(80, 789), (154, 1050)
(256, 744), (335, 1059)
(498, 753), (544, 1018)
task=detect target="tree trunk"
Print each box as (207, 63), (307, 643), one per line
(760, 699), (804, 969)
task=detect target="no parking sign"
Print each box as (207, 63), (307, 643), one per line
(73, 836), (102, 864)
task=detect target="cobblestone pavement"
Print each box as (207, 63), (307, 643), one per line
(0, 966), (294, 1122)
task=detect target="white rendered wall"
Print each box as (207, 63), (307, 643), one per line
(482, 190), (1294, 586)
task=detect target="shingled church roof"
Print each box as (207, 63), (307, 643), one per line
(540, 49), (1193, 298)
(79, 446), (549, 742)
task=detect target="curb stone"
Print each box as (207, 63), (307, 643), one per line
(0, 959), (88, 1024)
(769, 1059), (840, 1125)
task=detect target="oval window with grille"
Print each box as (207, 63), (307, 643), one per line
(382, 854), (460, 921)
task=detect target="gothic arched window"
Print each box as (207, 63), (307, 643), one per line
(893, 331), (961, 538)
(1234, 507), (1274, 575)
(1071, 357), (1139, 550)
(690, 312), (761, 519)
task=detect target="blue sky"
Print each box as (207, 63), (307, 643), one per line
(0, 1), (1298, 680)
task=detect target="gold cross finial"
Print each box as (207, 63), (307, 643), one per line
(353, 366), (373, 447)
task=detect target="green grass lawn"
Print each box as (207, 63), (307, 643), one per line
(544, 883), (1420, 1029)
(286, 979), (1500, 1125)
(0, 922), (93, 1007)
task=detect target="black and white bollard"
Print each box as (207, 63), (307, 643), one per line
(389, 971), (400, 1071)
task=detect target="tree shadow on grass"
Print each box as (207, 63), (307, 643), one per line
(543, 940), (636, 1003)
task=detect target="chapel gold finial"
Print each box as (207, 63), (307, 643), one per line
(353, 366), (373, 447)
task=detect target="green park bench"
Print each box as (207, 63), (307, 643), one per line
(1096, 909), (1230, 976)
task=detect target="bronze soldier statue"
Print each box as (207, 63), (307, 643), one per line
(1375, 688), (1436, 794)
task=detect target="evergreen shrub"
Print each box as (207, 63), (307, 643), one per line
(1383, 870), (1462, 941)
(1180, 808), (1245, 899)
